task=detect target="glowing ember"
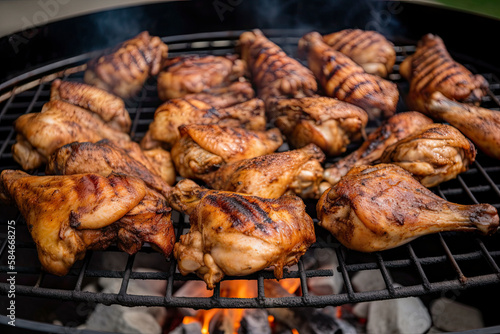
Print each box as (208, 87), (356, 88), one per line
(291, 329), (299, 334)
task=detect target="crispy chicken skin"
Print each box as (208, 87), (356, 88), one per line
(426, 92), (500, 160)
(46, 140), (173, 196)
(239, 29), (317, 103)
(199, 144), (325, 199)
(399, 34), (488, 112)
(50, 79), (131, 133)
(380, 123), (476, 187)
(84, 31), (168, 98)
(323, 111), (433, 185)
(12, 100), (131, 170)
(157, 54), (246, 100)
(298, 32), (399, 119)
(171, 124), (283, 179)
(170, 179), (316, 289)
(323, 29), (396, 78)
(143, 97), (265, 150)
(317, 164), (499, 253)
(274, 96), (368, 156)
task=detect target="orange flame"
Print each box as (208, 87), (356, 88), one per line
(291, 329), (300, 334)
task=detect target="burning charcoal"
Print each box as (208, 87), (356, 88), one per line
(366, 291), (431, 334)
(115, 310), (162, 334)
(169, 320), (203, 334)
(308, 249), (344, 295)
(238, 309), (272, 334)
(430, 297), (484, 331)
(352, 302), (370, 319)
(351, 269), (386, 292)
(173, 280), (213, 317)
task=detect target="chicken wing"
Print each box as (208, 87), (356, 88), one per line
(425, 92), (500, 160)
(50, 79), (131, 133)
(84, 31), (168, 98)
(323, 111), (433, 185)
(171, 124), (283, 179)
(323, 29), (396, 78)
(12, 100), (131, 170)
(157, 54), (246, 100)
(380, 123), (476, 187)
(239, 30), (317, 106)
(170, 179), (316, 289)
(274, 96), (368, 156)
(298, 32), (399, 119)
(317, 164), (499, 253)
(399, 34), (488, 112)
(198, 144), (325, 199)
(46, 140), (173, 196)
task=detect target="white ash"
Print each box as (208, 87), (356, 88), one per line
(430, 297), (484, 332)
(308, 248), (344, 295)
(351, 269), (387, 292)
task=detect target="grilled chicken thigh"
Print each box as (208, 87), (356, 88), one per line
(274, 96), (368, 156)
(142, 97), (265, 150)
(323, 111), (433, 185)
(50, 79), (131, 133)
(12, 100), (131, 170)
(170, 179), (316, 289)
(323, 29), (396, 77)
(171, 124), (283, 179)
(46, 140), (174, 196)
(425, 92), (500, 160)
(84, 31), (168, 98)
(298, 32), (399, 119)
(380, 124), (476, 187)
(399, 34), (488, 112)
(239, 29), (317, 107)
(157, 54), (246, 100)
(199, 144), (325, 199)
(317, 164), (499, 252)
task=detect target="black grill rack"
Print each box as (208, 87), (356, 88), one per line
(1, 29), (500, 326)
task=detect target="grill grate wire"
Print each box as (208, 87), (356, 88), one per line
(0, 30), (499, 317)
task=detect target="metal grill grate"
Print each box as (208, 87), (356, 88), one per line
(1, 30), (500, 317)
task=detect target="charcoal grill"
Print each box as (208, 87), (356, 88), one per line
(1, 1), (500, 332)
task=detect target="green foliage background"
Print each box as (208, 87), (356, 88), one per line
(436, 0), (500, 19)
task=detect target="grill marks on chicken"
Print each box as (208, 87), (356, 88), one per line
(171, 124), (283, 179)
(380, 123), (476, 187)
(274, 96), (368, 156)
(50, 79), (131, 133)
(84, 31), (168, 98)
(323, 111), (434, 185)
(399, 34), (488, 112)
(239, 29), (317, 104)
(323, 29), (396, 78)
(157, 54), (246, 100)
(298, 32), (399, 119)
(317, 164), (499, 253)
(199, 144), (325, 199)
(169, 179), (315, 289)
(12, 100), (131, 170)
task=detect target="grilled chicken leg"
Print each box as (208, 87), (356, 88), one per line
(171, 124), (283, 179)
(298, 31), (399, 119)
(323, 111), (433, 185)
(317, 164), (499, 253)
(170, 179), (316, 289)
(380, 123), (476, 187)
(198, 144), (325, 199)
(323, 29), (396, 78)
(274, 96), (368, 156)
(425, 92), (500, 160)
(399, 34), (488, 113)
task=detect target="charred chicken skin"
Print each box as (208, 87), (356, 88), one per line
(84, 31), (168, 98)
(170, 179), (316, 289)
(274, 96), (368, 156)
(12, 100), (131, 170)
(426, 92), (500, 160)
(317, 164), (499, 253)
(199, 144), (325, 199)
(323, 111), (434, 185)
(380, 123), (476, 188)
(50, 79), (131, 133)
(298, 31), (399, 119)
(323, 29), (396, 78)
(157, 54), (246, 100)
(171, 124), (283, 179)
(399, 34), (488, 112)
